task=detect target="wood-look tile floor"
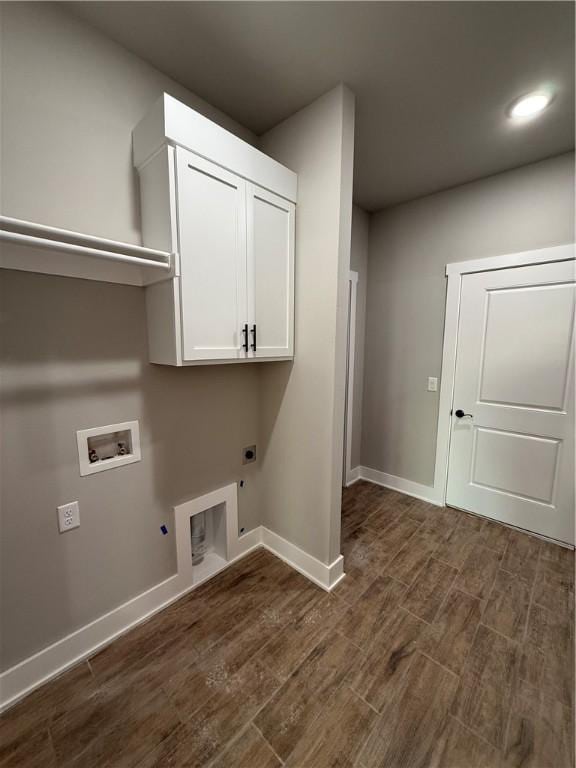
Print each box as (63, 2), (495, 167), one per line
(1, 480), (574, 767)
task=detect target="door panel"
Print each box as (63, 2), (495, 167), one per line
(176, 148), (247, 361)
(446, 260), (575, 544)
(471, 428), (560, 504)
(247, 184), (294, 358)
(479, 284), (574, 409)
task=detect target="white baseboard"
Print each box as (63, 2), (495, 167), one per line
(345, 466), (361, 486)
(0, 523), (344, 712)
(358, 466), (443, 506)
(0, 572), (182, 713)
(261, 527), (345, 591)
(234, 526), (263, 557)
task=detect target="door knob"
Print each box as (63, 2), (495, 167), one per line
(454, 409), (473, 418)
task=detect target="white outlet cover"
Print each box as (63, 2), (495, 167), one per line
(427, 376), (439, 392)
(58, 501), (80, 533)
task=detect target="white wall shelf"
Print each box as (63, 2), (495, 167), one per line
(0, 215), (174, 286)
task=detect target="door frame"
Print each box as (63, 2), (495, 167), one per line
(344, 270), (359, 486)
(433, 242), (575, 506)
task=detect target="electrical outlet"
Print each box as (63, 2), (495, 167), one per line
(58, 501), (80, 533)
(427, 377), (438, 392)
(242, 445), (256, 464)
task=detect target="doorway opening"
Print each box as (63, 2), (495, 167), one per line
(343, 270), (359, 487)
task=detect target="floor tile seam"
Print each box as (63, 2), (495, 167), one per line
(397, 550), (443, 590)
(411, 558), (461, 625)
(341, 687), (383, 767)
(352, 629), (432, 704)
(252, 592), (335, 662)
(351, 570), (410, 605)
(161, 677), (194, 728)
(497, 529), (515, 566)
(88, 622), (195, 685)
(521, 540), (544, 649)
(531, 590), (575, 620)
(497, 664), (520, 762)
(366, 534), (414, 563)
(456, 561), (500, 609)
(534, 546), (576, 577)
(197, 679), (283, 768)
(258, 613), (351, 690)
(160, 630), (286, 728)
(49, 666), (178, 758)
(190, 598), (280, 667)
(250, 721), (286, 766)
(85, 659), (95, 681)
(450, 613), (486, 699)
(482, 568), (530, 642)
(400, 604), (434, 627)
(273, 618), (343, 682)
(450, 712), (505, 756)
(266, 674), (351, 767)
(355, 650), (456, 766)
(340, 603), (417, 663)
(452, 689), (509, 752)
(386, 547), (436, 588)
(366, 513), (425, 544)
(433, 551), (471, 572)
(459, 615), (524, 761)
(337, 595), (409, 652)
(338, 573), (383, 606)
(498, 565), (536, 585)
(210, 663), (288, 760)
(346, 685), (382, 717)
(334, 629), (366, 656)
(418, 650), (460, 680)
(46, 720), (58, 767)
(482, 613), (528, 647)
(477, 620), (523, 647)
(514, 675), (573, 713)
(427, 581), (481, 634)
(475, 539), (510, 562)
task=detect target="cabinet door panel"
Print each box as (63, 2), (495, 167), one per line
(247, 185), (295, 358)
(176, 148), (247, 361)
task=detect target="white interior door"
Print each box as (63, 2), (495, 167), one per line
(446, 259), (575, 544)
(176, 148), (247, 361)
(247, 184), (294, 359)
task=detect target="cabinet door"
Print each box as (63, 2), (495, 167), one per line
(247, 184), (295, 359)
(176, 148), (248, 361)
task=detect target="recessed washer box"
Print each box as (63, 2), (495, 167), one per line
(76, 421), (141, 476)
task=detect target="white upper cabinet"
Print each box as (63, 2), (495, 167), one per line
(247, 184), (295, 359)
(177, 150), (247, 361)
(133, 94), (297, 366)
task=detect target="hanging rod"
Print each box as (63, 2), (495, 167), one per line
(0, 215), (172, 263)
(0, 230), (172, 270)
(0, 215), (173, 271)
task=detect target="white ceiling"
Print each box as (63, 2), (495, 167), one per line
(67, 1), (575, 211)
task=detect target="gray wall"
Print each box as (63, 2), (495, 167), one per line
(0, 2), (260, 670)
(0, 271), (260, 670)
(362, 152), (575, 487)
(0, 4), (357, 670)
(259, 85), (355, 564)
(0, 2), (255, 243)
(349, 206), (369, 470)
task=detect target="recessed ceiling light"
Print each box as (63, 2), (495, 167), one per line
(508, 91), (553, 120)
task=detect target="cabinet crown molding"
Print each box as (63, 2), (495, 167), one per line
(133, 93), (297, 204)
